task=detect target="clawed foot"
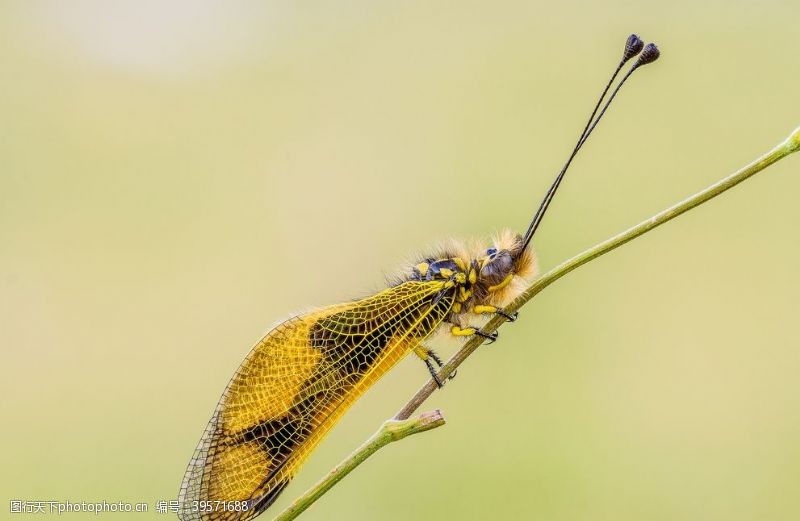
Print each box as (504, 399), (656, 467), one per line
(473, 305), (518, 323)
(475, 330), (499, 344)
(496, 309), (518, 322)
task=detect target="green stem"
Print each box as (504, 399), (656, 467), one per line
(395, 125), (800, 420)
(275, 126), (799, 521)
(273, 410), (446, 521)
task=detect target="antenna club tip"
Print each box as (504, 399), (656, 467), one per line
(623, 34), (644, 61)
(637, 43), (660, 65)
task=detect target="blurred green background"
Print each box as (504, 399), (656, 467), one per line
(2, 1), (799, 520)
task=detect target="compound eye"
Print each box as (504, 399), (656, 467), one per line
(486, 248), (497, 256)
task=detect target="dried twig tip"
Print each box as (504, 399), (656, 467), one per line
(623, 34), (644, 61)
(637, 43), (660, 66)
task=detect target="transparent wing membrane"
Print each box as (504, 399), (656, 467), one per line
(179, 281), (453, 520)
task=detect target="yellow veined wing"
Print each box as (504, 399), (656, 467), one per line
(178, 280), (454, 520)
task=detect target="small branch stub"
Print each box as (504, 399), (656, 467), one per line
(273, 410), (446, 521)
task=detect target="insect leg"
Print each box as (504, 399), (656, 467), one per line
(450, 325), (499, 344)
(426, 360), (444, 388)
(427, 348), (458, 381)
(473, 305), (518, 322)
(413, 344), (451, 388)
(495, 309), (518, 322)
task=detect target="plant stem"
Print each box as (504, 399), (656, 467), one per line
(273, 410), (446, 521)
(395, 125), (800, 420)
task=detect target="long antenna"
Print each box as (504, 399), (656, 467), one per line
(520, 35), (660, 253)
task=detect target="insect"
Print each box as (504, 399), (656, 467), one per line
(178, 35), (660, 521)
